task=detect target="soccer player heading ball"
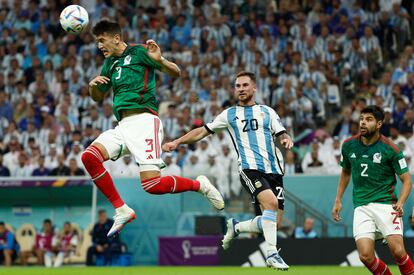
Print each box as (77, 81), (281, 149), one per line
(332, 105), (414, 275)
(82, 20), (224, 237)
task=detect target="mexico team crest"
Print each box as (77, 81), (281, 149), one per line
(373, 153), (382, 163)
(124, 55), (131, 65)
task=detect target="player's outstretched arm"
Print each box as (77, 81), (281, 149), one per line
(146, 39), (181, 77)
(162, 127), (210, 152)
(393, 172), (412, 217)
(89, 76), (109, 101)
(332, 168), (351, 222)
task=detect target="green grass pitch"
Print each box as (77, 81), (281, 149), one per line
(0, 266), (400, 275)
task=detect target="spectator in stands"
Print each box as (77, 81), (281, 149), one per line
(54, 222), (78, 267)
(284, 150), (303, 175)
(32, 155), (50, 176)
(35, 219), (57, 267)
(0, 90), (13, 122)
(0, 221), (19, 266)
(333, 106), (354, 140)
(399, 109), (414, 138)
(406, 215), (414, 237)
(293, 218), (318, 239)
(182, 154), (204, 180)
(0, 154), (10, 176)
(162, 153), (181, 176)
(44, 144), (59, 170)
(49, 154), (70, 176)
(87, 209), (122, 266)
(11, 152), (32, 177)
(68, 158), (85, 176)
(301, 140), (330, 174)
(105, 156), (140, 178)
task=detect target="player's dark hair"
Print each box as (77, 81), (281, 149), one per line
(235, 71), (256, 83)
(92, 20), (121, 36)
(43, 219), (52, 224)
(361, 105), (385, 122)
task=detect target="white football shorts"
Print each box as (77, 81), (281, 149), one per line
(353, 202), (403, 241)
(94, 112), (164, 172)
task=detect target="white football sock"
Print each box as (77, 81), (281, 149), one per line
(235, 216), (263, 233)
(261, 210), (277, 254)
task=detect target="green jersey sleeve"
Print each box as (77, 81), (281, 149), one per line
(97, 59), (112, 92)
(392, 151), (409, 175)
(340, 144), (351, 170)
(135, 46), (162, 71)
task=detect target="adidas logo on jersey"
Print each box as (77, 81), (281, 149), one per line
(350, 153), (356, 158)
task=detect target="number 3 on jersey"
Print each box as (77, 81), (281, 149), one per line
(361, 163), (368, 177)
(115, 67), (122, 80)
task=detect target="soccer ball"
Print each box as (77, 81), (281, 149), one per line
(60, 5), (89, 34)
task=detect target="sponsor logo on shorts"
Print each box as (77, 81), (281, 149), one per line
(350, 153), (356, 158)
(147, 154), (153, 159)
(254, 180), (262, 188)
(395, 226), (400, 230)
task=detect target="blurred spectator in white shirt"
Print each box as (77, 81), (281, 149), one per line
(162, 153), (181, 176)
(11, 152), (33, 177)
(182, 154), (205, 180)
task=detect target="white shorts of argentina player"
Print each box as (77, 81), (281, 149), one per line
(94, 112), (164, 172)
(353, 202), (403, 241)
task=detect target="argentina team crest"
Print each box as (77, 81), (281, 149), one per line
(373, 152), (381, 163)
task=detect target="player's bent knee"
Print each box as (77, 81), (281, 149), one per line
(391, 245), (406, 259)
(359, 252), (375, 264)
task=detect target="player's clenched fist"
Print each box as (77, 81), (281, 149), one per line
(89, 76), (110, 87)
(162, 141), (179, 152)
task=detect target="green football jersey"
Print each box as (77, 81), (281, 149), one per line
(340, 134), (409, 208)
(98, 44), (162, 121)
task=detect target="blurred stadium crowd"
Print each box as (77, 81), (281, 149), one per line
(0, 0), (414, 199)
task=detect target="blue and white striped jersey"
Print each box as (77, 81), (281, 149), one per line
(205, 104), (285, 175)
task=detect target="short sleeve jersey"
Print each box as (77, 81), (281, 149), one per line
(98, 44), (162, 121)
(205, 104), (286, 174)
(340, 134), (409, 208)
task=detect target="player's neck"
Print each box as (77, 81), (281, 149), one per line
(113, 42), (128, 56)
(239, 101), (255, 107)
(360, 132), (380, 146)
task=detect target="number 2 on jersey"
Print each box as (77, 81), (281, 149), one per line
(361, 163), (368, 177)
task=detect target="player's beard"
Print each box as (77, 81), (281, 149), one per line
(360, 126), (376, 138)
(239, 93), (254, 104)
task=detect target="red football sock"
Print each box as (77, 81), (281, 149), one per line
(396, 254), (414, 275)
(366, 258), (392, 275)
(141, 175), (200, 194)
(81, 146), (124, 208)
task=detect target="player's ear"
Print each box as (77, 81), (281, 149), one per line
(377, 119), (383, 128)
(113, 33), (121, 44)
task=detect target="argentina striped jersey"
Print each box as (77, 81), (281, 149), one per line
(205, 104), (285, 175)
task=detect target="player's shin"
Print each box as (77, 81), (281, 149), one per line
(396, 254), (414, 275)
(81, 146), (124, 208)
(261, 210), (278, 253)
(142, 175), (200, 194)
(235, 216), (263, 233)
